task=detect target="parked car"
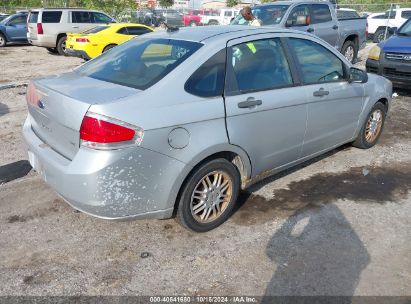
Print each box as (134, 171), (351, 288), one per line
(183, 10), (201, 26)
(231, 1), (367, 63)
(367, 8), (411, 42)
(27, 8), (116, 55)
(129, 9), (161, 27)
(153, 9), (184, 27)
(201, 9), (239, 25)
(366, 17), (411, 88)
(199, 9), (220, 25)
(0, 12), (28, 47)
(23, 26), (392, 232)
(66, 23), (153, 60)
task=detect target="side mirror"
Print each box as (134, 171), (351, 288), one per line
(349, 67), (368, 83)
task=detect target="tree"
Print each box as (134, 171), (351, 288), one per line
(159, 0), (173, 8)
(226, 0), (238, 7)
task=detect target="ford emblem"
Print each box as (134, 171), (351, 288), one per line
(37, 100), (45, 109)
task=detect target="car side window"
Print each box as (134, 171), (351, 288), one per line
(126, 26), (152, 35)
(185, 49), (226, 98)
(92, 12), (113, 23)
(72, 11), (92, 23)
(117, 27), (128, 35)
(286, 5), (310, 27)
(226, 38), (293, 94)
(8, 15), (26, 26)
(42, 11), (62, 23)
(401, 10), (411, 18)
(311, 4), (332, 23)
(288, 38), (345, 84)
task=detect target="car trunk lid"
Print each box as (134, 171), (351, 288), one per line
(26, 73), (138, 160)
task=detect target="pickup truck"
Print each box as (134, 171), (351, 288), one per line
(367, 8), (411, 42)
(231, 0), (366, 63)
(201, 9), (239, 26)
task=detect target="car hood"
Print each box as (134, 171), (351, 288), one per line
(382, 35), (411, 54)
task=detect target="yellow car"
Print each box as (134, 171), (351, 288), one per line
(66, 23), (153, 60)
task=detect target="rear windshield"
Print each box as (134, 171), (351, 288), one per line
(76, 38), (202, 90)
(231, 5), (289, 26)
(42, 11), (62, 23)
(82, 26), (108, 34)
(29, 11), (39, 23)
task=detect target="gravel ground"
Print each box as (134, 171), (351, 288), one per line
(0, 43), (410, 297)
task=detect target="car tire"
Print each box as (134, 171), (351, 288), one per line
(373, 29), (390, 43)
(56, 36), (67, 56)
(176, 158), (240, 232)
(353, 102), (386, 149)
(341, 40), (357, 63)
(103, 44), (117, 53)
(46, 47), (58, 54)
(0, 33), (6, 47)
(208, 20), (219, 25)
(189, 21), (197, 27)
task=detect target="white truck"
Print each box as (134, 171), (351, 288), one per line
(367, 8), (411, 42)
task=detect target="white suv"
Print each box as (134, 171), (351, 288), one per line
(27, 8), (116, 55)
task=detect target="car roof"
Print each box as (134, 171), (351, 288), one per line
(145, 25), (303, 43)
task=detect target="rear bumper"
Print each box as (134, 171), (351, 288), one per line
(23, 114), (187, 220)
(66, 47), (91, 60)
(27, 34), (56, 48)
(366, 57), (411, 88)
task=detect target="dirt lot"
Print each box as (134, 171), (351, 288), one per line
(0, 44), (410, 297)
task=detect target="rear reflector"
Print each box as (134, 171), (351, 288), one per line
(80, 113), (144, 149)
(37, 23), (43, 35)
(76, 38), (89, 43)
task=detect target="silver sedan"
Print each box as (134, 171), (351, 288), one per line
(23, 26), (392, 232)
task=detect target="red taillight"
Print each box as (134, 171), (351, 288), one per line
(76, 38), (89, 43)
(37, 23), (43, 35)
(80, 115), (135, 144)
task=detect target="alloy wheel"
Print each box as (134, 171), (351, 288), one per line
(365, 109), (383, 143)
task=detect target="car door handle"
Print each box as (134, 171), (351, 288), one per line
(307, 27), (314, 33)
(238, 97), (262, 108)
(313, 88), (329, 97)
(332, 25), (338, 30)
(72, 26), (79, 28)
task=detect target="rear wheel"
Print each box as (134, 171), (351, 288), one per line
(189, 20), (197, 27)
(56, 36), (67, 56)
(353, 102), (386, 149)
(341, 40), (357, 63)
(208, 20), (218, 25)
(103, 44), (117, 53)
(177, 158), (240, 232)
(0, 33), (6, 47)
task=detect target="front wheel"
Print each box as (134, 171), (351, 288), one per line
(353, 102), (386, 149)
(177, 158), (240, 232)
(189, 21), (197, 27)
(341, 40), (357, 63)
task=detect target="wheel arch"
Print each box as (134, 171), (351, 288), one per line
(0, 29), (8, 42)
(170, 144), (252, 216)
(343, 34), (359, 49)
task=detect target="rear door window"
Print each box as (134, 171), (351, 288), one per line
(72, 11), (92, 23)
(185, 49), (226, 97)
(76, 38), (202, 90)
(227, 38), (293, 94)
(28, 11), (39, 23)
(8, 15), (27, 26)
(311, 4), (332, 23)
(42, 11), (62, 23)
(92, 12), (113, 23)
(288, 38), (345, 84)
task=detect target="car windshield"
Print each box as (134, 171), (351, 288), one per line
(231, 5), (289, 26)
(397, 18), (411, 36)
(0, 15), (13, 24)
(82, 26), (109, 34)
(76, 38), (202, 90)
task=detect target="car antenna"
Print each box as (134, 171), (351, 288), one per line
(161, 21), (179, 32)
